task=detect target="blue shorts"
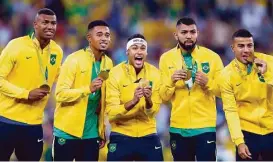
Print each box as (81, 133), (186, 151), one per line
(0, 121), (43, 161)
(170, 132), (216, 161)
(107, 133), (163, 161)
(236, 131), (273, 161)
(52, 136), (100, 161)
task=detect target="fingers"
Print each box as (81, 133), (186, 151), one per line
(245, 147), (252, 159)
(99, 140), (106, 149)
(195, 71), (208, 86)
(135, 91), (144, 98)
(254, 58), (265, 66)
(143, 89), (152, 98)
(238, 144), (252, 160)
(172, 70), (187, 81)
(91, 78), (104, 91)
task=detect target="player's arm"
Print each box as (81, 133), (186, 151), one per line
(159, 56), (176, 101)
(0, 41), (30, 99)
(55, 56), (90, 102)
(219, 72), (245, 146)
(106, 71), (142, 122)
(204, 54), (224, 97)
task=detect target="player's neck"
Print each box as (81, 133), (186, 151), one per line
(35, 33), (50, 49)
(90, 46), (103, 61)
(135, 67), (142, 75)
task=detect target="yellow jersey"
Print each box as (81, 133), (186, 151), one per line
(106, 61), (162, 137)
(0, 35), (63, 124)
(219, 52), (273, 146)
(159, 45), (224, 129)
(54, 48), (113, 139)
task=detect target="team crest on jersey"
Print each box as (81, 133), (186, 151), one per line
(58, 138), (66, 145)
(109, 143), (117, 152)
(50, 54), (57, 65)
(201, 62), (210, 73)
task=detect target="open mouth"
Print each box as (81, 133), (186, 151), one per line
(135, 56), (143, 65)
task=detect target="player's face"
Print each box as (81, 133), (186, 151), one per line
(175, 24), (198, 51)
(231, 37), (254, 64)
(127, 43), (147, 70)
(87, 26), (111, 52)
(34, 14), (57, 40)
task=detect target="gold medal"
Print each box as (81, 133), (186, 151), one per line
(139, 78), (149, 88)
(98, 70), (109, 80)
(184, 70), (192, 81)
(246, 55), (255, 63)
(40, 84), (50, 91)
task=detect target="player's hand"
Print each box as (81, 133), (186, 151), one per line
(28, 88), (49, 101)
(143, 86), (152, 100)
(171, 69), (187, 83)
(132, 87), (144, 104)
(99, 139), (106, 149)
(238, 143), (252, 159)
(195, 71), (208, 87)
(90, 78), (103, 93)
(254, 58), (267, 74)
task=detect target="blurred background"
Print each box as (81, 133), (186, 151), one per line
(1, 0), (273, 161)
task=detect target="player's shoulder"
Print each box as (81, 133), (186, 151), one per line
(64, 49), (85, 64)
(145, 62), (159, 73)
(110, 61), (124, 73)
(7, 36), (30, 47)
(50, 40), (63, 55)
(160, 46), (178, 61)
(221, 60), (234, 77)
(255, 52), (273, 60)
(198, 46), (219, 57)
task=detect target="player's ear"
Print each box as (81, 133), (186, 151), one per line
(173, 32), (178, 41)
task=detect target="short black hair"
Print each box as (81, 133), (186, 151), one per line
(88, 20), (109, 30)
(232, 29), (253, 40)
(37, 8), (55, 16)
(127, 33), (146, 42)
(176, 17), (196, 26)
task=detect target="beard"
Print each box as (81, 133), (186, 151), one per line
(178, 40), (196, 51)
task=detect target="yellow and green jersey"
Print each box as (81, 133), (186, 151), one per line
(54, 61), (101, 139)
(105, 61), (162, 137)
(0, 34), (63, 124)
(219, 52), (273, 146)
(54, 48), (113, 139)
(159, 45), (224, 135)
